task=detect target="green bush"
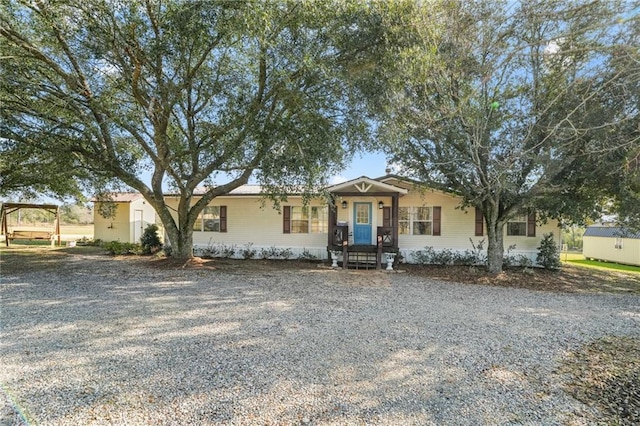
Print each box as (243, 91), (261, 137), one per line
(103, 241), (141, 255)
(140, 224), (162, 254)
(298, 248), (318, 261)
(242, 243), (257, 259)
(536, 233), (561, 270)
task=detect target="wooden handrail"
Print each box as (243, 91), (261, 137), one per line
(377, 226), (395, 248)
(329, 224), (348, 246)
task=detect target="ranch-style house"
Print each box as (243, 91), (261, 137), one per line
(94, 175), (560, 267)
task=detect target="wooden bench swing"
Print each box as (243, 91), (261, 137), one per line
(1, 203), (61, 247)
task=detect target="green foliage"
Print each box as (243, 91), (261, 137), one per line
(2, 207), (55, 225)
(103, 241), (141, 256)
(297, 248), (318, 261)
(537, 233), (562, 270)
(220, 244), (237, 259)
(412, 240), (536, 268)
(199, 242), (237, 259)
(60, 203), (92, 225)
(0, 0), (374, 258)
(77, 237), (102, 247)
(140, 224), (162, 255)
(279, 248), (293, 260)
(241, 243), (257, 260)
(0, 136), (89, 201)
(357, 0), (639, 273)
(96, 201), (118, 220)
(412, 242), (488, 266)
(260, 246), (280, 259)
(259, 246), (294, 260)
(567, 259), (640, 274)
(562, 226), (585, 251)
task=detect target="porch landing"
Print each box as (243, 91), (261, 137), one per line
(327, 245), (399, 270)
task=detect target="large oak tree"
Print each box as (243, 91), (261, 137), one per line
(0, 0), (371, 258)
(366, 0), (639, 272)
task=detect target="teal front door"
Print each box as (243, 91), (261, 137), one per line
(353, 202), (372, 244)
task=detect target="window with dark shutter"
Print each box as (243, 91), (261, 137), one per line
(527, 212), (536, 237)
(475, 207), (484, 236)
(219, 206), (227, 232)
(383, 207), (391, 228)
(283, 206), (291, 234)
(432, 206), (441, 236)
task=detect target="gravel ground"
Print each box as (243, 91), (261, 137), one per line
(1, 253), (639, 425)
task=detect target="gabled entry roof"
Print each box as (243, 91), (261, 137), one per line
(327, 176), (409, 194)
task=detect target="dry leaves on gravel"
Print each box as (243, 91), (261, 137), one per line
(561, 336), (640, 425)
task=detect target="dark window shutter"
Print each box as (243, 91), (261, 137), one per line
(475, 207), (484, 236)
(432, 206), (441, 236)
(383, 207), (391, 228)
(527, 212), (536, 237)
(219, 206), (227, 232)
(283, 206), (291, 234)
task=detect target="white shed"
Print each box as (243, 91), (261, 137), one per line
(583, 226), (640, 267)
(93, 194), (157, 243)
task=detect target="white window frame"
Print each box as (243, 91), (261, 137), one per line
(291, 206), (328, 234)
(193, 206), (221, 232)
(507, 214), (527, 236)
(399, 207), (433, 236)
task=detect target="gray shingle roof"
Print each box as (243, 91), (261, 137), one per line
(583, 226), (640, 239)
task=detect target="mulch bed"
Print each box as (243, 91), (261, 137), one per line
(146, 256), (640, 294)
(401, 263), (640, 294)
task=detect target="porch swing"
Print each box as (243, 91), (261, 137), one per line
(1, 203), (61, 247)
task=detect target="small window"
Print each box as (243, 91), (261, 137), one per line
(310, 206), (328, 233)
(286, 206), (328, 234)
(507, 215), (527, 236)
(291, 206), (309, 233)
(413, 207), (432, 235)
(203, 206), (220, 232)
(399, 207), (410, 235)
(399, 207), (437, 236)
(193, 206), (225, 232)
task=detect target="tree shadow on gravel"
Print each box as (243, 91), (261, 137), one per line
(2, 250), (637, 424)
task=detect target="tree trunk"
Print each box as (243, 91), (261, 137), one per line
(163, 223), (194, 259)
(482, 205), (504, 274)
(151, 199), (195, 260)
(486, 219), (505, 274)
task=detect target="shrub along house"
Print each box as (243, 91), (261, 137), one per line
(159, 175), (560, 268)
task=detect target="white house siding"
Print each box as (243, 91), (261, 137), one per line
(94, 198), (157, 243)
(94, 202), (131, 242)
(129, 199), (158, 243)
(394, 188), (560, 263)
(164, 196), (329, 259)
(583, 235), (640, 267)
(162, 187), (560, 263)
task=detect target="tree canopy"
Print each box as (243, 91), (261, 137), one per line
(0, 0), (373, 257)
(363, 0), (639, 272)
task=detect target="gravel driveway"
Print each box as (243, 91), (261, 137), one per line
(1, 254), (639, 425)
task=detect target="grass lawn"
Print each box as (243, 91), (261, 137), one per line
(561, 252), (640, 274)
(59, 224), (94, 237)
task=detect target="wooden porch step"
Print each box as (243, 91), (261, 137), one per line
(346, 251), (378, 270)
